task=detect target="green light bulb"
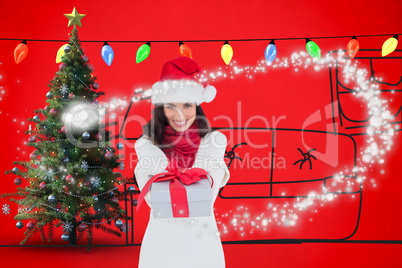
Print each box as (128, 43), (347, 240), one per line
(136, 42), (151, 63)
(306, 38), (321, 60)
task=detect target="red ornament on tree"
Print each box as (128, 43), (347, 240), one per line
(68, 93), (75, 100)
(105, 151), (113, 160)
(95, 133), (102, 141)
(29, 150), (37, 160)
(28, 136), (36, 143)
(92, 82), (99, 89)
(61, 126), (68, 134)
(78, 223), (87, 232)
(14, 177), (22, 185)
(39, 182), (46, 189)
(59, 63), (66, 70)
(49, 108), (57, 116)
(66, 175), (74, 184)
(27, 221), (35, 230)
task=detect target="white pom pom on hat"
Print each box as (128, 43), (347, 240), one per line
(151, 57), (217, 105)
(203, 85), (217, 103)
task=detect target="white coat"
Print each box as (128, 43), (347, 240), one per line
(134, 130), (230, 268)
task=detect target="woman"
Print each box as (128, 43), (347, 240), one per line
(134, 57), (230, 268)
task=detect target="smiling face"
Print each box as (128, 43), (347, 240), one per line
(163, 102), (197, 132)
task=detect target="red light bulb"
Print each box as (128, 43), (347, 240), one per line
(179, 42), (193, 59)
(14, 40), (28, 64)
(346, 36), (359, 59)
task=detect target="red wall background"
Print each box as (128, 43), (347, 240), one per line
(0, 0), (401, 267)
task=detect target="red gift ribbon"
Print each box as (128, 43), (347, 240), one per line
(136, 158), (213, 217)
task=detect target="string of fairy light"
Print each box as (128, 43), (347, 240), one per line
(4, 33), (401, 66)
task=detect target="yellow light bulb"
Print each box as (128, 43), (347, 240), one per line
(221, 41), (233, 65)
(56, 44), (69, 63)
(382, 35), (398, 57)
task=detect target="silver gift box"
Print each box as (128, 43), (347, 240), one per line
(150, 179), (212, 218)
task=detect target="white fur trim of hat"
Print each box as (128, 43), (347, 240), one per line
(151, 79), (217, 105)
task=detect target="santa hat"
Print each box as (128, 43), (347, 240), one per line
(151, 57), (217, 105)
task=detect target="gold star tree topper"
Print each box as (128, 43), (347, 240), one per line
(64, 7), (86, 28)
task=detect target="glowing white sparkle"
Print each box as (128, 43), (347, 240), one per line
(326, 194), (334, 201)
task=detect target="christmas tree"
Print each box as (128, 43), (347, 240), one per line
(1, 8), (126, 246)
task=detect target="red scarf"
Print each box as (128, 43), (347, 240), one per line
(162, 121), (201, 170)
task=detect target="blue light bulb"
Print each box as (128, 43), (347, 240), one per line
(264, 40), (277, 66)
(101, 42), (114, 66)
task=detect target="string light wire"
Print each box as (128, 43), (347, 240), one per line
(0, 33), (400, 43)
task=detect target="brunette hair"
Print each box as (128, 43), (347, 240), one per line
(142, 104), (212, 148)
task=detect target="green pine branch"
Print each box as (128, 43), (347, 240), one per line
(39, 226), (46, 242)
(21, 226), (40, 245)
(86, 224), (93, 246)
(76, 227), (85, 242)
(94, 223), (122, 237)
(2, 189), (28, 199)
(47, 219), (54, 242)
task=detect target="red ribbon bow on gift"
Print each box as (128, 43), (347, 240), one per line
(136, 158), (213, 217)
